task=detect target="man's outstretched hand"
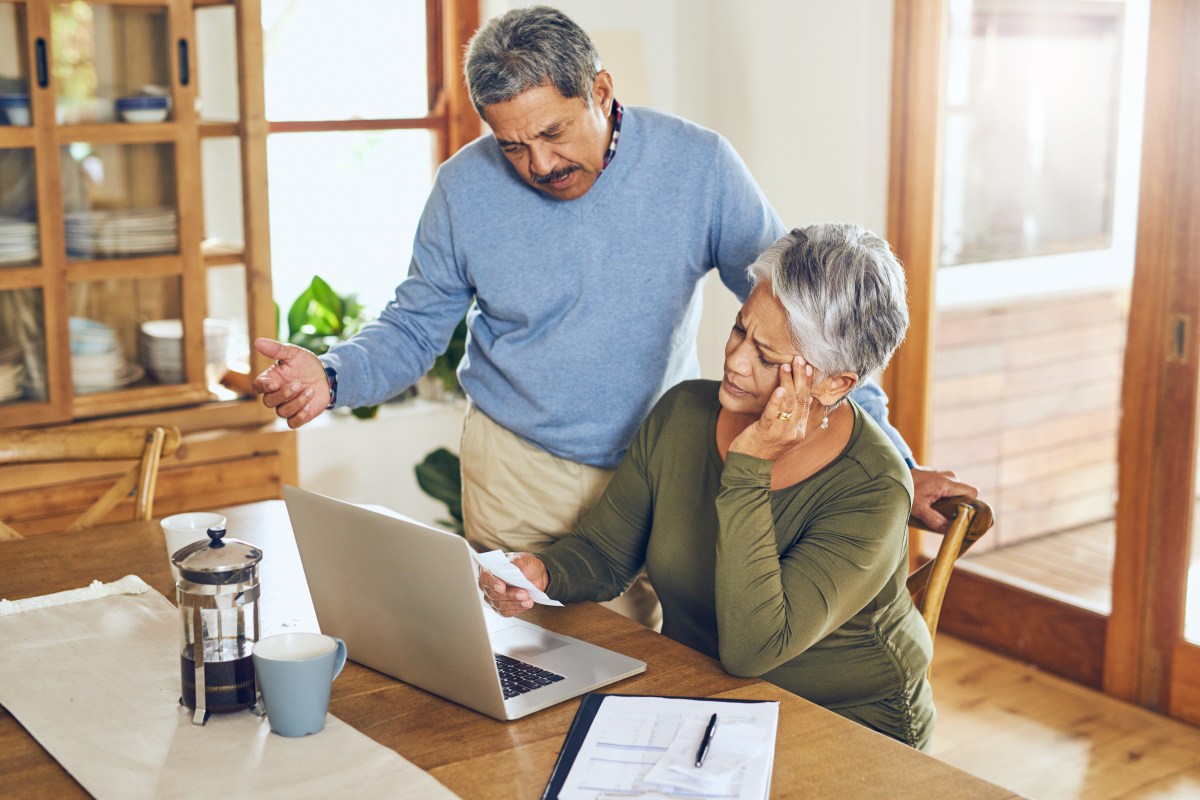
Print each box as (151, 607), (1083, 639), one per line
(909, 466), (979, 532)
(252, 338), (330, 429)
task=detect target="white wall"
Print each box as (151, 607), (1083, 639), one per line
(674, 1), (894, 377)
(298, 1), (895, 518)
(484, 0), (894, 378)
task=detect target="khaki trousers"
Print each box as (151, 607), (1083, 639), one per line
(460, 404), (662, 631)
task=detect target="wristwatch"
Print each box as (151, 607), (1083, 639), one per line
(323, 366), (338, 408)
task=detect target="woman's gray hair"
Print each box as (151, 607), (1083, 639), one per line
(747, 223), (909, 384)
(464, 6), (602, 115)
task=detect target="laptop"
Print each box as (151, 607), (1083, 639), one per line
(282, 486), (646, 721)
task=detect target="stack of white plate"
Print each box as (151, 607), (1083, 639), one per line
(65, 208), (178, 258)
(139, 318), (230, 385)
(0, 342), (25, 403)
(70, 317), (143, 394)
(0, 217), (38, 265)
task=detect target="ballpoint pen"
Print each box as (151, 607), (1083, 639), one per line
(694, 712), (719, 767)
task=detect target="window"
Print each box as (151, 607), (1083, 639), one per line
(936, 0), (1148, 307)
(260, 0), (478, 314)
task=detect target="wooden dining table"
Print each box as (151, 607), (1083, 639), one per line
(0, 500), (1019, 799)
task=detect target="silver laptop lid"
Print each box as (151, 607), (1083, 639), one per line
(283, 486), (508, 719)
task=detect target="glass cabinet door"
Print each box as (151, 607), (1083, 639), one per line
(0, 147), (47, 409)
(0, 287), (48, 407)
(52, 2), (173, 126)
(0, 147), (40, 267)
(61, 141), (178, 260)
(0, 2), (32, 126)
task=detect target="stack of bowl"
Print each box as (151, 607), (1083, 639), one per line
(139, 318), (231, 385)
(70, 317), (141, 393)
(0, 217), (38, 265)
(0, 93), (31, 126)
(116, 94), (169, 123)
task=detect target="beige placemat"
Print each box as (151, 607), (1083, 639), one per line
(0, 576), (459, 799)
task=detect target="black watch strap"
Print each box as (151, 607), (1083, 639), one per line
(324, 366), (338, 408)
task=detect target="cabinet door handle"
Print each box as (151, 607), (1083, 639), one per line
(178, 38), (190, 86)
(35, 38), (49, 88)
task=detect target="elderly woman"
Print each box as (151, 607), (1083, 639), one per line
(480, 223), (934, 750)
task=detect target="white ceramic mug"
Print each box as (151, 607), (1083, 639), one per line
(161, 512), (227, 579)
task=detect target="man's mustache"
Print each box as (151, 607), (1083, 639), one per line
(532, 166), (578, 184)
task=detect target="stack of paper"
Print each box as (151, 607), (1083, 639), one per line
(550, 694), (779, 800)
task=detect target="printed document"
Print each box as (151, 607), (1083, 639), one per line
(558, 695), (778, 799)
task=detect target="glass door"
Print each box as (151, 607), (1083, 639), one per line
(890, 0), (1200, 721)
(922, 0), (1150, 687)
(1, 0), (72, 425)
(1104, 0), (1200, 724)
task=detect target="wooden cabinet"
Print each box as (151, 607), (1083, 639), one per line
(0, 0), (293, 527)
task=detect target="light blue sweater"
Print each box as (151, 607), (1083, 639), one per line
(321, 106), (912, 468)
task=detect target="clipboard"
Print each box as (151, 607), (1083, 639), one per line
(542, 693), (779, 800)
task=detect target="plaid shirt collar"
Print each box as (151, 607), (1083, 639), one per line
(602, 99), (624, 170)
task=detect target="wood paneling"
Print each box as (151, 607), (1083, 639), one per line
(1170, 644), (1200, 726)
(937, 568), (1107, 688)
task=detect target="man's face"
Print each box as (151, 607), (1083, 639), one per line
(482, 71), (615, 202)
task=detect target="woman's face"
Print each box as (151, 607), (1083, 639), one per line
(719, 282), (805, 416)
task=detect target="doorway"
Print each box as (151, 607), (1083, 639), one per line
(887, 0), (1200, 720)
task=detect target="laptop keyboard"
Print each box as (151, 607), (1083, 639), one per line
(494, 653), (566, 700)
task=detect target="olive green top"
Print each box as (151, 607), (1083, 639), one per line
(540, 380), (935, 749)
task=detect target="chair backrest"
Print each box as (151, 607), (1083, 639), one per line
(0, 425), (182, 540)
(906, 495), (995, 646)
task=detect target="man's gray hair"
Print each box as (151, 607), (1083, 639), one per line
(464, 6), (602, 115)
(747, 223), (909, 383)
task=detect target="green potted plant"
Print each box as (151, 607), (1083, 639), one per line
(414, 447), (464, 535)
(414, 318), (469, 532)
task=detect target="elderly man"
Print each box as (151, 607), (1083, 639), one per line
(254, 6), (974, 630)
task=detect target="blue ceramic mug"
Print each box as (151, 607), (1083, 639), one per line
(252, 632), (347, 737)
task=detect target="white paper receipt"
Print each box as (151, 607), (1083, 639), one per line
(472, 549), (563, 607)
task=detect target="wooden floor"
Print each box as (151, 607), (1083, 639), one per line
(931, 635), (1200, 799)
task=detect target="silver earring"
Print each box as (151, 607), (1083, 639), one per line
(820, 406), (831, 430)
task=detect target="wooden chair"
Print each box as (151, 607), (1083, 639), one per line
(0, 425), (182, 540)
(907, 495), (995, 646)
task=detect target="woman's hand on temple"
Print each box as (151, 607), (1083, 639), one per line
(477, 552), (550, 617)
(728, 356), (813, 461)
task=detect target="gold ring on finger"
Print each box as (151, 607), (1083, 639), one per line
(776, 411), (792, 421)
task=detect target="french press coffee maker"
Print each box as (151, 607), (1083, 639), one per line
(173, 527), (262, 725)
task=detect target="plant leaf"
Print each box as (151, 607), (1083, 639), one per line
(414, 448), (464, 535)
(286, 287), (314, 339)
(309, 276), (344, 333)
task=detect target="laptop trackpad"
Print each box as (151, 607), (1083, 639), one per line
(490, 624), (571, 660)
